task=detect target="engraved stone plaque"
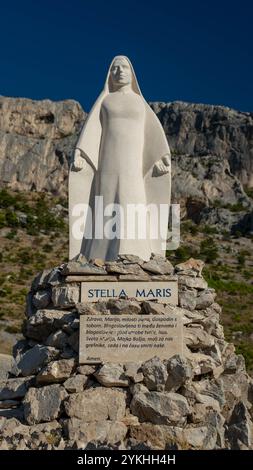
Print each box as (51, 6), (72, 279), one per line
(79, 314), (183, 364)
(81, 281), (178, 304)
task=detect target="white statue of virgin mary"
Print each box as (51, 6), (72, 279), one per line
(69, 55), (171, 261)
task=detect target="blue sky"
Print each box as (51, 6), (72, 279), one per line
(0, 0), (252, 112)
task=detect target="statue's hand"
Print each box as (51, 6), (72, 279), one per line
(153, 154), (171, 176)
(72, 148), (86, 171)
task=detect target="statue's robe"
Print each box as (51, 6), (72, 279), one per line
(69, 56), (171, 261)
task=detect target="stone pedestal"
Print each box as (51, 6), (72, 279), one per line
(0, 256), (252, 450)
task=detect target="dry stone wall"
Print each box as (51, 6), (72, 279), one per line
(0, 255), (252, 450)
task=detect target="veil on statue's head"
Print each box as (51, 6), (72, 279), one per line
(105, 55), (142, 95)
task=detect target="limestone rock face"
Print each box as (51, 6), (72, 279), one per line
(150, 101), (253, 188)
(0, 96), (85, 195)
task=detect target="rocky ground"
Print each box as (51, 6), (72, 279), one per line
(0, 256), (252, 450)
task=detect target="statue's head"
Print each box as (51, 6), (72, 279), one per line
(109, 56), (133, 89)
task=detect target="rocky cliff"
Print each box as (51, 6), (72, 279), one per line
(151, 101), (253, 188)
(0, 96), (85, 195)
(0, 96), (252, 231)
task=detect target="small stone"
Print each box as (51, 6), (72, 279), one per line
(0, 417), (28, 437)
(195, 290), (215, 309)
(142, 357), (168, 391)
(130, 383), (149, 395)
(77, 365), (97, 375)
(70, 318), (80, 330)
(184, 327), (215, 349)
(107, 299), (141, 315)
(179, 276), (208, 290)
(36, 359), (76, 384)
(195, 393), (221, 411)
(47, 268), (63, 286)
(52, 285), (80, 307)
(119, 254), (144, 265)
(226, 402), (253, 449)
(24, 384), (67, 425)
(64, 388), (126, 421)
(0, 354), (15, 380)
(131, 391), (190, 425)
(0, 376), (34, 400)
(25, 309), (74, 341)
(67, 331), (79, 353)
(106, 262), (144, 275)
(45, 330), (69, 349)
(16, 345), (59, 377)
(62, 261), (106, 275)
(32, 290), (51, 309)
(75, 302), (101, 315)
(90, 258), (105, 267)
(64, 375), (88, 393)
(178, 288), (197, 311)
(142, 257), (174, 275)
(165, 354), (192, 391)
(142, 301), (167, 315)
(186, 351), (221, 376)
(220, 371), (249, 420)
(121, 413), (140, 426)
(0, 407), (24, 421)
(175, 258), (204, 275)
(190, 403), (219, 424)
(182, 425), (216, 449)
(65, 418), (127, 445)
(32, 269), (52, 291)
(128, 423), (165, 449)
(191, 378), (225, 407)
(26, 291), (35, 317)
(94, 364), (129, 387)
(0, 400), (20, 409)
(198, 313), (221, 337)
(223, 353), (244, 374)
(124, 363), (143, 383)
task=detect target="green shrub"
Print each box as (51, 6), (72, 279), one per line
(237, 253), (245, 266)
(5, 210), (19, 227)
(5, 229), (17, 240)
(181, 221), (198, 235)
(201, 225), (218, 235)
(235, 342), (253, 372)
(243, 270), (252, 280)
(173, 245), (197, 261)
(245, 188), (253, 199)
(199, 238), (218, 263)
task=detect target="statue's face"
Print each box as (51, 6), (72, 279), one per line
(110, 57), (132, 86)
